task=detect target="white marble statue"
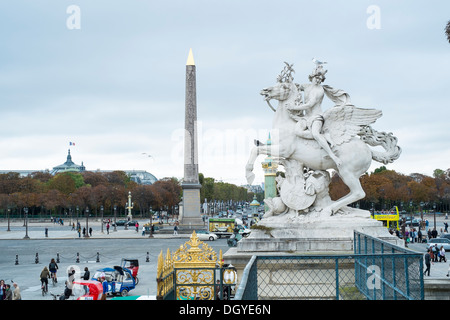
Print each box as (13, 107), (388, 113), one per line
(246, 62), (401, 217)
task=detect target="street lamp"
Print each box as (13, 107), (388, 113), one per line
(7, 207), (11, 232)
(433, 203), (436, 231)
(401, 211), (407, 247)
(148, 206), (153, 238)
(84, 207), (89, 238)
(23, 207), (30, 239)
(113, 205), (117, 232)
(100, 205), (104, 233)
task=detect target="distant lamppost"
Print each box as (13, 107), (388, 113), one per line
(7, 207), (11, 232)
(419, 201), (424, 230)
(100, 205), (104, 233)
(23, 207), (30, 239)
(433, 203), (437, 231)
(401, 211), (407, 247)
(76, 206), (79, 225)
(84, 207), (89, 238)
(148, 206), (153, 238)
(113, 205), (117, 232)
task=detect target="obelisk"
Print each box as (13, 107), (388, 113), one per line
(180, 48), (203, 227)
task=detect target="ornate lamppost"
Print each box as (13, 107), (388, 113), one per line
(401, 211), (407, 248)
(7, 206), (11, 232)
(113, 205), (117, 232)
(84, 207), (89, 238)
(100, 205), (104, 233)
(148, 206), (153, 238)
(433, 203), (436, 231)
(23, 207), (30, 239)
(125, 192), (133, 230)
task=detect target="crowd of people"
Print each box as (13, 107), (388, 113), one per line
(0, 280), (21, 300)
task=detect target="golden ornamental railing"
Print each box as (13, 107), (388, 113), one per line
(157, 231), (233, 300)
(156, 248), (174, 300)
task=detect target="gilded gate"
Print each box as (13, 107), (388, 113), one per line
(156, 231), (236, 300)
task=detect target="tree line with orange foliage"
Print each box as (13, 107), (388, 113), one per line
(329, 166), (450, 212)
(0, 170), (181, 218)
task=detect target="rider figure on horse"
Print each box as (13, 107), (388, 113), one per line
(287, 65), (342, 167)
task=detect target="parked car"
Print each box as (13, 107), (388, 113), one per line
(195, 230), (218, 241)
(400, 218), (421, 227)
(112, 220), (127, 226)
(112, 220), (138, 227)
(440, 234), (450, 241)
(427, 238), (450, 251)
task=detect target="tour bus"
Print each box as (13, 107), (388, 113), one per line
(371, 206), (400, 231)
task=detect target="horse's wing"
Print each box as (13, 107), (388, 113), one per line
(323, 106), (382, 146)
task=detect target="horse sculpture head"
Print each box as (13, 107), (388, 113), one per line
(260, 62), (297, 109)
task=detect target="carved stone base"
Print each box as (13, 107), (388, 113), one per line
(237, 207), (403, 253)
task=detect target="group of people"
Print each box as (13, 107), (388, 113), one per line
(72, 222), (93, 237)
(424, 245), (448, 277)
(38, 258), (92, 300)
(0, 280), (21, 300)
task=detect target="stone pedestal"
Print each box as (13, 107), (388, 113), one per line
(236, 208), (403, 253)
(223, 208), (404, 296)
(224, 208), (403, 269)
(180, 183), (203, 227)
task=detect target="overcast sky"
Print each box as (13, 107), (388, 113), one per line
(0, 0), (449, 186)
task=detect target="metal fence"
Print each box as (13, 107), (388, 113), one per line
(234, 232), (424, 300)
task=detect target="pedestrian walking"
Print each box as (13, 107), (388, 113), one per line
(82, 267), (90, 294)
(4, 284), (12, 300)
(173, 224), (178, 235)
(0, 280), (5, 300)
(100, 277), (107, 300)
(106, 222), (110, 234)
(432, 244), (439, 262)
(424, 250), (432, 276)
(439, 246), (447, 262)
(89, 227), (92, 237)
(12, 282), (21, 300)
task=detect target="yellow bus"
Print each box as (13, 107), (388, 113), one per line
(371, 206), (400, 230)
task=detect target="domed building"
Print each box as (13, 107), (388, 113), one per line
(51, 149), (86, 175)
(1, 149), (158, 185)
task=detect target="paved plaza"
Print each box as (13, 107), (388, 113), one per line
(1, 217), (450, 300)
(0, 219), (226, 300)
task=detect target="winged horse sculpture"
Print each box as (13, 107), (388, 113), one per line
(245, 62), (401, 216)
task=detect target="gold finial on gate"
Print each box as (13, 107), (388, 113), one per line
(173, 231), (219, 268)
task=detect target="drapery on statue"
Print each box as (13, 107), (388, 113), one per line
(246, 61), (401, 217)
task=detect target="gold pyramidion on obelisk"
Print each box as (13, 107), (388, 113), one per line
(186, 48), (195, 66)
